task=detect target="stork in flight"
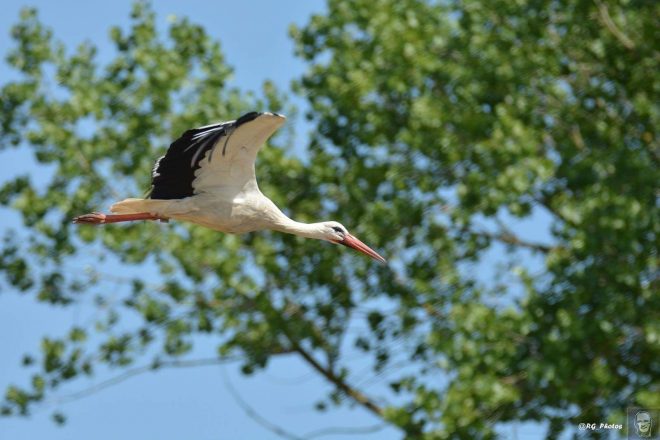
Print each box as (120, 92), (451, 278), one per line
(73, 112), (386, 263)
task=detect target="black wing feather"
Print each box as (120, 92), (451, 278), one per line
(149, 112), (261, 200)
(149, 122), (231, 199)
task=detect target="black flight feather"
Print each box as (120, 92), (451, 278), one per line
(149, 112), (261, 200)
(149, 122), (230, 199)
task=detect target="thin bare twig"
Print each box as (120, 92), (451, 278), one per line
(73, 149), (123, 200)
(533, 194), (574, 227)
(221, 368), (305, 440)
(51, 356), (239, 405)
(303, 423), (387, 439)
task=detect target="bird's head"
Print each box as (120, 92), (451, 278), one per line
(320, 221), (387, 264)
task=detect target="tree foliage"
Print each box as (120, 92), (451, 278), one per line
(1, 0), (658, 438)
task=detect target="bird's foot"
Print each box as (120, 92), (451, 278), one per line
(73, 212), (106, 225)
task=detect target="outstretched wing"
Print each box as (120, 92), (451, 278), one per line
(149, 120), (234, 199)
(149, 112), (285, 200)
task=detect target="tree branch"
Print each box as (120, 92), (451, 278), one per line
(440, 202), (556, 252)
(476, 230), (553, 253)
(272, 303), (385, 419)
(594, 0), (635, 50)
(294, 343), (383, 417)
(50, 357), (239, 405)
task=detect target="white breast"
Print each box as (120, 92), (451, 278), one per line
(168, 191), (277, 234)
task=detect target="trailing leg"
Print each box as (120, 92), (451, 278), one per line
(72, 212), (168, 225)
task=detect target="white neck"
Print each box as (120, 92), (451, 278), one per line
(258, 196), (329, 240)
(271, 214), (327, 240)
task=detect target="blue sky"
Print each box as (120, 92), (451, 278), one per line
(0, 1), (555, 439)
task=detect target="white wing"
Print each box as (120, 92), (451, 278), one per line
(192, 112), (286, 194)
(149, 112), (285, 200)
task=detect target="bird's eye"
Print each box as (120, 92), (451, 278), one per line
(331, 226), (344, 233)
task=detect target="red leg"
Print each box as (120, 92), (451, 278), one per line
(73, 212), (168, 225)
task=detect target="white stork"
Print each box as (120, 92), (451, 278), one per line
(73, 112), (386, 263)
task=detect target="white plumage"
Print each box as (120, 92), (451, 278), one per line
(74, 112), (386, 263)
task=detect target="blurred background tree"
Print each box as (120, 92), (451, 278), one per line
(1, 0), (658, 438)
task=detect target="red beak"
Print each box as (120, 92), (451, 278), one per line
(340, 234), (387, 264)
